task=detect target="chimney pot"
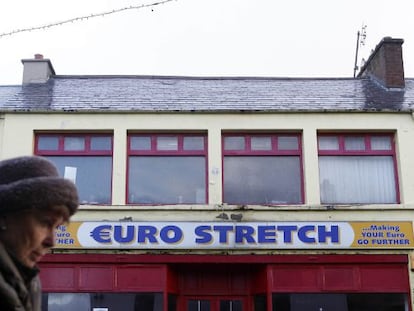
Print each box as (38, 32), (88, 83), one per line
(34, 54), (44, 60)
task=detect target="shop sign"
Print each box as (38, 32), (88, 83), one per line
(54, 221), (414, 250)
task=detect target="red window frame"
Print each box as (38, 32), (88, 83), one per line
(128, 134), (207, 156)
(127, 133), (208, 205)
(35, 133), (113, 156)
(222, 133), (304, 205)
(34, 133), (114, 205)
(317, 133), (400, 203)
(317, 133), (396, 156)
(222, 133), (302, 156)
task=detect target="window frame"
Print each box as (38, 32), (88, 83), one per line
(318, 133), (396, 156)
(34, 133), (114, 205)
(35, 133), (113, 156)
(127, 133), (208, 205)
(222, 133), (304, 205)
(317, 132), (400, 204)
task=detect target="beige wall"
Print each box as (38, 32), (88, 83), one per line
(1, 111), (414, 224)
(2, 112), (414, 209)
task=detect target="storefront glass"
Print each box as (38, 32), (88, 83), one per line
(42, 292), (163, 311)
(272, 293), (407, 311)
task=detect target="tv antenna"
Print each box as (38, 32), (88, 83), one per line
(353, 24), (367, 77)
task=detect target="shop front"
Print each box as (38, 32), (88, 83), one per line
(39, 221), (414, 311)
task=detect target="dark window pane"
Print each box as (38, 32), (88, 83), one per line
(38, 136), (59, 151)
(168, 294), (177, 311)
(188, 300), (210, 311)
(290, 294), (347, 311)
(128, 156), (206, 204)
(92, 293), (136, 311)
(347, 293), (406, 311)
(272, 294), (290, 311)
(254, 295), (267, 311)
(47, 156), (112, 204)
(91, 136), (112, 151)
(224, 156), (302, 204)
(272, 293), (408, 311)
(41, 293), (48, 311)
(134, 293), (163, 311)
(220, 300), (242, 311)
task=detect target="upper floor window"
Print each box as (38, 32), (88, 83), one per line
(35, 133), (113, 204)
(318, 133), (398, 204)
(222, 133), (303, 205)
(127, 134), (207, 204)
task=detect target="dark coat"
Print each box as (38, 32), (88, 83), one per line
(0, 242), (41, 311)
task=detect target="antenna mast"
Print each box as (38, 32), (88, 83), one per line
(353, 24), (367, 78)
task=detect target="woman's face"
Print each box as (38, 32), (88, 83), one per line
(0, 206), (67, 268)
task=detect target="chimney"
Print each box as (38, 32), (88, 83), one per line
(357, 37), (404, 89)
(21, 54), (55, 84)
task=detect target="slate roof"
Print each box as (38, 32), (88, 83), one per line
(0, 75), (414, 113)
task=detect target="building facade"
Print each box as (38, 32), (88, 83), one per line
(1, 38), (414, 311)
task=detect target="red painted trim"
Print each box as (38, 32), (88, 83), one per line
(222, 133), (301, 155)
(42, 253), (408, 264)
(318, 133), (395, 155)
(128, 134), (207, 155)
(35, 133), (113, 155)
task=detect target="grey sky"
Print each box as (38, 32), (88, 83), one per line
(1, 0), (413, 85)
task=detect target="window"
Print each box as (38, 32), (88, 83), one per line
(272, 293), (407, 311)
(318, 133), (398, 204)
(128, 134), (207, 204)
(42, 292), (164, 311)
(222, 134), (303, 205)
(35, 134), (113, 204)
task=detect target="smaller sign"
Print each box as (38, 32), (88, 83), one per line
(64, 166), (77, 183)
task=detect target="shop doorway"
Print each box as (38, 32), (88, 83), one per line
(185, 296), (247, 311)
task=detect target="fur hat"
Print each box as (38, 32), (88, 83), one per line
(0, 156), (79, 216)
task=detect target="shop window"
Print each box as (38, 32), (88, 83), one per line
(318, 134), (398, 204)
(35, 134), (113, 204)
(222, 134), (303, 204)
(128, 134), (207, 204)
(44, 293), (90, 311)
(42, 292), (163, 311)
(272, 293), (407, 311)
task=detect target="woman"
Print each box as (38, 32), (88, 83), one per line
(0, 156), (79, 311)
